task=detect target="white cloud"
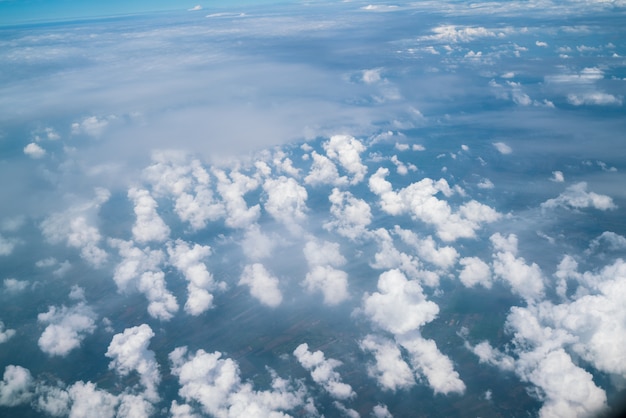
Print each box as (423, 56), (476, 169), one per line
(262, 176), (308, 234)
(324, 188), (372, 241)
(188, 5), (202, 11)
(393, 226), (458, 270)
(0, 233), (16, 256)
(304, 151), (348, 187)
(71, 115), (113, 137)
(24, 142), (46, 158)
(170, 346), (307, 417)
(362, 68), (383, 84)
(3, 278), (28, 293)
(213, 169), (261, 229)
(302, 240), (350, 305)
(40, 189), (110, 268)
(239, 263), (283, 308)
(550, 171), (564, 182)
(492, 142), (512, 154)
(361, 269), (438, 335)
(372, 404), (393, 418)
(536, 40), (548, 47)
(490, 233), (545, 302)
(109, 239), (178, 321)
(422, 25), (504, 43)
(34, 383), (71, 417)
(477, 178), (494, 189)
(397, 333), (466, 395)
(0, 321), (16, 344)
(369, 168), (500, 241)
(323, 135), (368, 185)
(67, 381), (119, 418)
(567, 92), (622, 106)
(293, 343), (355, 400)
(37, 302), (97, 356)
(105, 324), (161, 402)
(458, 257), (492, 288)
(240, 224), (276, 260)
(167, 239), (226, 315)
(541, 182), (616, 211)
(0, 365), (33, 407)
(586, 231), (626, 254)
(360, 335), (415, 391)
(128, 188), (170, 243)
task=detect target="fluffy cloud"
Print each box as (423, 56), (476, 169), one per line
(393, 226), (458, 270)
(24, 142), (46, 158)
(37, 302), (97, 356)
(324, 188), (372, 240)
(105, 324), (161, 402)
(238, 263), (283, 307)
(323, 135), (367, 185)
(372, 404), (393, 418)
(3, 278), (28, 293)
(550, 171), (564, 182)
(541, 182), (616, 211)
(213, 169), (261, 229)
(262, 176), (308, 234)
(361, 269), (438, 336)
(40, 189), (110, 268)
(167, 239), (226, 315)
(490, 233), (545, 302)
(109, 239), (178, 321)
(369, 168), (500, 241)
(66, 381), (119, 418)
(0, 321), (16, 344)
(293, 343), (355, 400)
(458, 257), (492, 288)
(128, 188), (170, 243)
(359, 335), (415, 391)
(304, 151), (348, 187)
(303, 240), (350, 305)
(0, 365), (33, 407)
(71, 115), (112, 137)
(240, 224), (276, 260)
(492, 142), (512, 154)
(422, 25), (501, 43)
(170, 346), (308, 417)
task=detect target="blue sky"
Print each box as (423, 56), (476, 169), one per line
(0, 0), (287, 25)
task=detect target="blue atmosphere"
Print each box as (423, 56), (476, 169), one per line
(0, 1), (625, 417)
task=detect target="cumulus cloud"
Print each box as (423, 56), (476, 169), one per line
(240, 224), (276, 260)
(302, 240), (350, 305)
(541, 182), (616, 211)
(37, 302), (97, 356)
(40, 189), (110, 268)
(71, 115), (113, 137)
(238, 263), (283, 307)
(128, 187), (170, 243)
(490, 233), (545, 302)
(458, 257), (492, 288)
(369, 168), (500, 241)
(492, 142), (512, 154)
(3, 278), (28, 293)
(372, 404), (393, 418)
(567, 92), (622, 105)
(0, 321), (16, 344)
(586, 231), (626, 254)
(24, 142), (46, 158)
(67, 381), (119, 418)
(550, 170), (564, 182)
(324, 188), (372, 240)
(304, 151), (348, 187)
(262, 176), (308, 234)
(170, 346), (308, 417)
(105, 324), (161, 402)
(109, 239), (179, 321)
(0, 365), (33, 407)
(293, 343), (355, 400)
(167, 239), (226, 315)
(323, 135), (368, 185)
(360, 335), (415, 391)
(213, 169), (261, 229)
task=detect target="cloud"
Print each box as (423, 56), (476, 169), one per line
(188, 5), (202, 11)
(586, 231), (626, 254)
(293, 343), (355, 400)
(3, 278), (28, 293)
(170, 346), (308, 417)
(550, 171), (564, 182)
(262, 176), (308, 234)
(109, 239), (179, 321)
(359, 335), (415, 391)
(213, 169), (261, 229)
(369, 168), (500, 241)
(67, 381), (119, 418)
(541, 182), (616, 211)
(105, 324), (161, 402)
(167, 239), (226, 315)
(0, 234), (16, 256)
(304, 151), (348, 187)
(490, 233), (545, 302)
(324, 188), (372, 240)
(323, 135), (368, 185)
(372, 404), (393, 418)
(0, 365), (33, 407)
(71, 115), (113, 137)
(240, 224), (276, 261)
(492, 142), (512, 154)
(37, 302), (97, 356)
(24, 142), (46, 159)
(40, 188), (110, 268)
(458, 257), (492, 288)
(128, 188), (170, 243)
(0, 321), (16, 344)
(238, 263), (283, 307)
(362, 68), (383, 84)
(302, 240), (350, 305)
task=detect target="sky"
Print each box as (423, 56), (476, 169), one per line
(1, 0), (626, 417)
